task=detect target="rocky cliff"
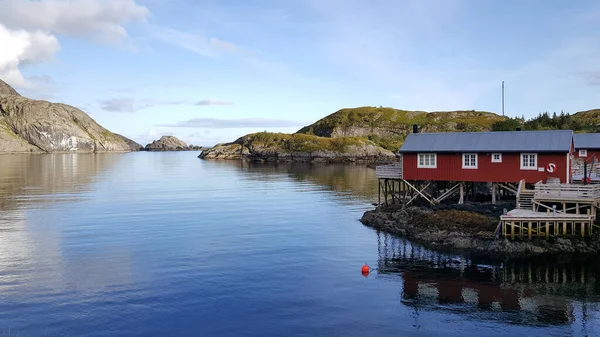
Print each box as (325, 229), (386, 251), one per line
(0, 79), (135, 153)
(297, 107), (506, 151)
(199, 132), (396, 163)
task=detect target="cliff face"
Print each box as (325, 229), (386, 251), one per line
(199, 132), (396, 163)
(0, 79), (135, 153)
(297, 107), (506, 151)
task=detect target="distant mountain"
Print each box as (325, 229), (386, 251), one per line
(0, 79), (137, 153)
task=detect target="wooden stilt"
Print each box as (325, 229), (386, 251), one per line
(384, 179), (388, 205)
(492, 183), (497, 205)
(378, 179), (381, 206)
(459, 182), (464, 205)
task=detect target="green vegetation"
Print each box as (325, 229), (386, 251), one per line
(238, 132), (375, 153)
(297, 106), (505, 151)
(491, 110), (600, 133)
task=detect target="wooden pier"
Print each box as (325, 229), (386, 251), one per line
(500, 209), (594, 240)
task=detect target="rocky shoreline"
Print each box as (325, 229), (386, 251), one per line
(198, 132), (396, 164)
(360, 202), (600, 258)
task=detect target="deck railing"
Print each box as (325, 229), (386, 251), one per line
(534, 182), (600, 200)
(376, 163), (402, 179)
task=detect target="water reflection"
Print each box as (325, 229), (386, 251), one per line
(0, 153), (128, 297)
(0, 153), (124, 212)
(205, 160), (379, 202)
(375, 232), (600, 330)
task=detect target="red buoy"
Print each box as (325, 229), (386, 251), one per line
(361, 264), (370, 276)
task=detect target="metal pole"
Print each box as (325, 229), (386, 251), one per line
(502, 81), (505, 116)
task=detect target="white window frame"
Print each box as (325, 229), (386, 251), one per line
(520, 153), (538, 170)
(462, 153), (478, 169)
(491, 153), (502, 163)
(579, 149), (588, 157)
(417, 153), (437, 168)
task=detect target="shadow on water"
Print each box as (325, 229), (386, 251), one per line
(204, 160), (379, 202)
(375, 231), (600, 330)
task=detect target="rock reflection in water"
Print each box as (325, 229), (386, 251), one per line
(204, 160), (379, 202)
(375, 232), (600, 329)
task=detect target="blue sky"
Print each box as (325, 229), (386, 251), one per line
(1, 0), (599, 146)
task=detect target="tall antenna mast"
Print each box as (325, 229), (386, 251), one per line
(502, 81), (505, 116)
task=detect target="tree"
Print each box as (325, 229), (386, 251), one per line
(491, 118), (522, 131)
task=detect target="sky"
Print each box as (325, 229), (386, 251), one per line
(0, 0), (599, 146)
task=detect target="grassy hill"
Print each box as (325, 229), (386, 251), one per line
(297, 107), (505, 151)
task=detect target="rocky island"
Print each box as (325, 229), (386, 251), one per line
(0, 79), (137, 153)
(199, 132), (395, 163)
(145, 136), (202, 151)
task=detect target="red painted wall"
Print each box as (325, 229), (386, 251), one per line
(575, 149), (600, 162)
(402, 152), (568, 183)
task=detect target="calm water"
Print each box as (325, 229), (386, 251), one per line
(1, 153), (600, 336)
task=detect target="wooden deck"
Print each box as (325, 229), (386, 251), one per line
(534, 183), (600, 202)
(376, 163), (402, 179)
(500, 209), (594, 240)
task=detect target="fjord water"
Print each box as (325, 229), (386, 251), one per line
(1, 153), (600, 336)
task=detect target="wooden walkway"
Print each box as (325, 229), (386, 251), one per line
(500, 209), (593, 240)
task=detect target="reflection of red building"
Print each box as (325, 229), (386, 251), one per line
(401, 268), (523, 310)
(377, 235), (586, 326)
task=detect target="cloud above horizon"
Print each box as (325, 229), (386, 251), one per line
(99, 97), (187, 113)
(157, 117), (312, 129)
(0, 0), (148, 89)
(195, 99), (233, 106)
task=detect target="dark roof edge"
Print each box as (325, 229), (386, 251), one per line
(399, 150), (570, 153)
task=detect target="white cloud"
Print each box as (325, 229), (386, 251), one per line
(196, 99), (233, 106)
(157, 117), (311, 129)
(0, 24), (59, 88)
(150, 26), (238, 58)
(0, 0), (149, 90)
(98, 97), (188, 112)
(0, 0), (149, 44)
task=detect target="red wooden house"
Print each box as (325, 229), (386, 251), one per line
(573, 133), (600, 162)
(398, 130), (573, 184)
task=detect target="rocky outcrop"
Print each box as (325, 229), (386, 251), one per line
(145, 136), (189, 151)
(0, 79), (134, 153)
(199, 132), (396, 163)
(114, 134), (143, 151)
(361, 205), (600, 258)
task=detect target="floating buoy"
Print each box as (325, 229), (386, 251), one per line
(361, 264), (371, 277)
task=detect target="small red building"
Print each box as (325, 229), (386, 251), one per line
(573, 133), (600, 162)
(399, 130), (573, 184)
